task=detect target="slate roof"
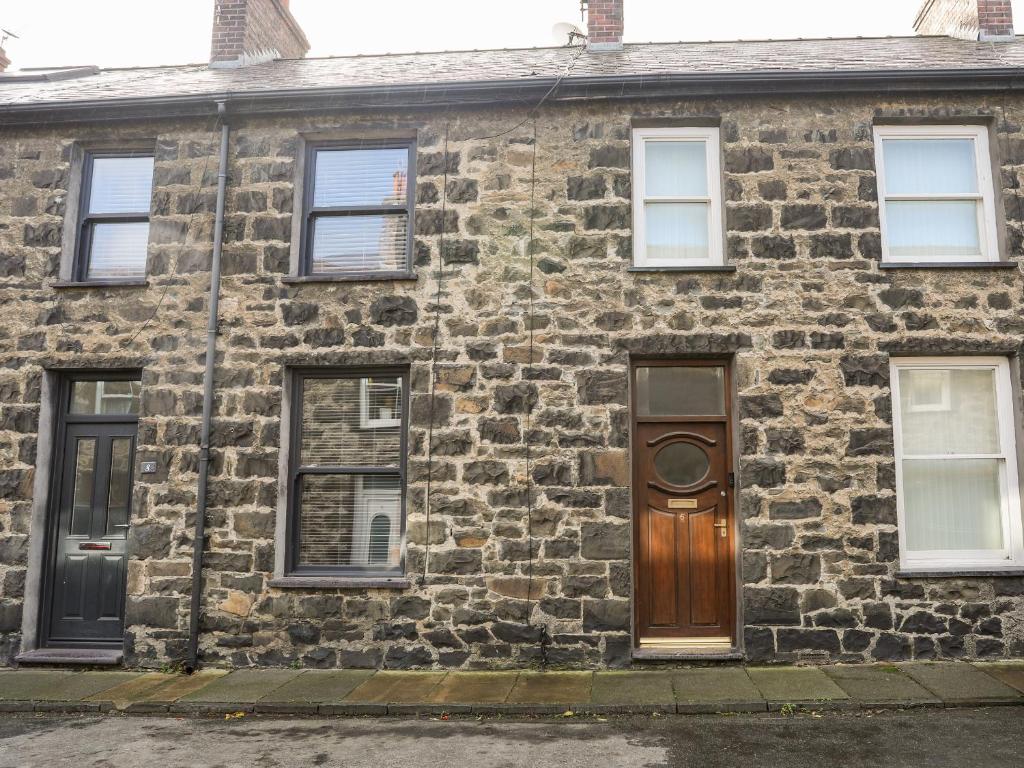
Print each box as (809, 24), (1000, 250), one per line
(3, 35), (1024, 108)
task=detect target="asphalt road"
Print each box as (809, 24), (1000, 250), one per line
(0, 708), (1021, 768)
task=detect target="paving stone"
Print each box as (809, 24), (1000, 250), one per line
(975, 663), (1024, 694)
(506, 672), (593, 705)
(0, 670), (78, 700)
(344, 671), (446, 704)
(590, 672), (675, 712)
(26, 672), (139, 702)
(178, 669), (301, 703)
(900, 663), (1023, 704)
(427, 672), (518, 705)
(85, 672), (176, 706)
(259, 670), (374, 704)
(133, 669), (229, 703)
(747, 666), (850, 709)
(824, 665), (939, 706)
(672, 668), (766, 713)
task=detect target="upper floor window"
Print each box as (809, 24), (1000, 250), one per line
(891, 357), (1023, 572)
(75, 152), (154, 281)
(632, 127), (723, 268)
(873, 126), (999, 263)
(301, 141), (415, 278)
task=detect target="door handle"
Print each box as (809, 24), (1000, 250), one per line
(713, 521), (728, 538)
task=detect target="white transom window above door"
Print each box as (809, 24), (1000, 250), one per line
(632, 126), (724, 268)
(890, 357), (1024, 573)
(873, 125), (1001, 264)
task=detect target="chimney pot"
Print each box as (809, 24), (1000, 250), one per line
(0, 47), (10, 73)
(915, 0), (1014, 41)
(585, 0), (624, 52)
(210, 0), (310, 68)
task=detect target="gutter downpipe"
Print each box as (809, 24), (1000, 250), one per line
(186, 100), (230, 673)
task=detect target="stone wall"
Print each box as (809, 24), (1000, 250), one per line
(1, 93), (1023, 669)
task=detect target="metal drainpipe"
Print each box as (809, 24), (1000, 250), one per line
(186, 100), (230, 673)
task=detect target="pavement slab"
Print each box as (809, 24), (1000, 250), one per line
(901, 662), (1023, 704)
(506, 672), (593, 706)
(824, 665), (939, 707)
(132, 669), (228, 704)
(427, 672), (518, 705)
(345, 671), (447, 704)
(0, 670), (79, 701)
(178, 668), (301, 703)
(259, 670), (374, 705)
(672, 668), (766, 713)
(974, 663), (1024, 695)
(20, 671), (138, 702)
(85, 672), (175, 707)
(747, 667), (850, 709)
(590, 672), (675, 712)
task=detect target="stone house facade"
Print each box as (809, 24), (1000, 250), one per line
(1, 0), (1024, 670)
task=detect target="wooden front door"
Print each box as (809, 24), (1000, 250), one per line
(43, 376), (140, 647)
(633, 360), (736, 647)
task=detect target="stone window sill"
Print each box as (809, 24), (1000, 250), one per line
(281, 273), (418, 284)
(51, 279), (150, 289)
(628, 265), (737, 273)
(878, 262), (1018, 270)
(269, 576), (411, 589)
(896, 569), (1024, 578)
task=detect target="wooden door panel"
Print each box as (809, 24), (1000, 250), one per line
(648, 507), (680, 627)
(687, 507), (719, 626)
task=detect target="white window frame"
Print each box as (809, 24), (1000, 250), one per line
(359, 377), (402, 429)
(873, 125), (1000, 264)
(632, 126), (724, 268)
(891, 356), (1024, 573)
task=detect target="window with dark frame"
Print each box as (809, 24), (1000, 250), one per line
(301, 140), (416, 277)
(75, 151), (155, 281)
(287, 368), (408, 576)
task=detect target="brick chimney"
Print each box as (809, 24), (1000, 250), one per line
(915, 0), (1015, 41)
(210, 0), (310, 68)
(585, 0), (624, 52)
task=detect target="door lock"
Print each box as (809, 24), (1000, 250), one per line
(713, 521), (728, 538)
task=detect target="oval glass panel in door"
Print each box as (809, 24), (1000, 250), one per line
(654, 442), (710, 487)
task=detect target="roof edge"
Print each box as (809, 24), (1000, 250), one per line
(3, 67), (1024, 127)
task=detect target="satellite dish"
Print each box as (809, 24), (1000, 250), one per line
(551, 22), (585, 46)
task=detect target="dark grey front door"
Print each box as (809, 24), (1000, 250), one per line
(45, 377), (139, 646)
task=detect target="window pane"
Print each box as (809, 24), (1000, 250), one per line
(903, 459), (1004, 552)
(313, 147), (409, 208)
(883, 139), (978, 195)
(89, 156), (154, 214)
(645, 202), (709, 262)
(105, 437), (132, 537)
(645, 140), (708, 197)
(310, 214), (408, 274)
(301, 376), (401, 468)
(87, 222), (149, 279)
(70, 380), (141, 415)
(885, 200), (980, 259)
(636, 366), (725, 417)
(898, 367), (999, 455)
(298, 474), (401, 569)
(70, 438), (97, 537)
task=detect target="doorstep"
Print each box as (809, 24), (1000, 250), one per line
(15, 648), (123, 667)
